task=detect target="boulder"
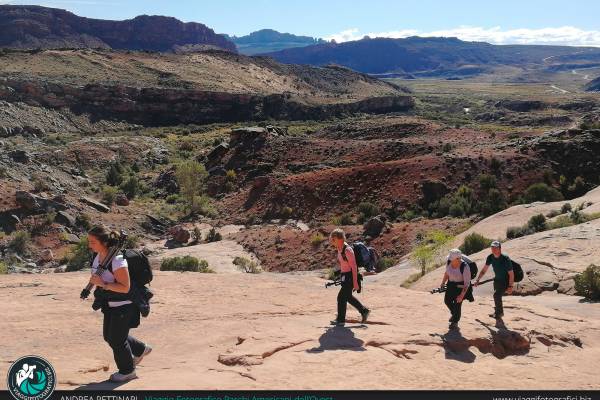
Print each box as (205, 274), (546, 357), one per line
(9, 150), (30, 163)
(115, 194), (130, 206)
(64, 233), (80, 244)
(80, 197), (110, 213)
(154, 169), (179, 194)
(363, 215), (386, 238)
(55, 211), (76, 227)
(168, 225), (190, 244)
(40, 249), (54, 263)
(15, 191), (40, 210)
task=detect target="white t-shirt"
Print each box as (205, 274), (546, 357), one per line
(91, 254), (131, 307)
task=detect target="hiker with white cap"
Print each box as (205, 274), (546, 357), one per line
(439, 248), (472, 330)
(474, 240), (514, 319)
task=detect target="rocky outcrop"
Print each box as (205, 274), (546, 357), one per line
(0, 79), (415, 126)
(586, 76), (600, 92)
(495, 100), (548, 112)
(0, 5), (236, 52)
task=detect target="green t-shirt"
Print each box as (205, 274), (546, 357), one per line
(485, 253), (513, 282)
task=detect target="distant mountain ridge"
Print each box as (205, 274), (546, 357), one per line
(0, 5), (236, 52)
(225, 29), (325, 55)
(262, 36), (600, 76)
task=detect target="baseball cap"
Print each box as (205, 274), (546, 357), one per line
(491, 240), (501, 248)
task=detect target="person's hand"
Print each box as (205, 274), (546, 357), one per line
(90, 275), (105, 288)
(456, 294), (464, 303)
(353, 284), (359, 292)
(474, 280), (480, 287)
(505, 286), (513, 295)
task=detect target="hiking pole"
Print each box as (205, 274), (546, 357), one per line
(325, 279), (342, 288)
(80, 230), (127, 300)
(430, 278), (495, 294)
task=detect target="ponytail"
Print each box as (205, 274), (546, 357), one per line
(88, 225), (120, 247)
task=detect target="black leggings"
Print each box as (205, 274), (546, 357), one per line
(103, 304), (146, 374)
(337, 272), (367, 322)
(444, 282), (463, 323)
(493, 280), (508, 315)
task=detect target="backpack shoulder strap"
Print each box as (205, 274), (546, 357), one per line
(340, 244), (348, 262)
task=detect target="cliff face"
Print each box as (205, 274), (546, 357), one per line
(0, 79), (415, 126)
(0, 5), (236, 52)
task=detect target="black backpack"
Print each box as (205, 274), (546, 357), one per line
(511, 260), (524, 282)
(120, 249), (153, 286)
(347, 242), (379, 272)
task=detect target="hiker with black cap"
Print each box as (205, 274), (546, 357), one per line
(474, 240), (514, 319)
(440, 249), (473, 330)
(329, 228), (370, 326)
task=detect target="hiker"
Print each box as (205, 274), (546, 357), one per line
(329, 228), (370, 326)
(474, 240), (514, 319)
(87, 225), (152, 383)
(439, 249), (472, 329)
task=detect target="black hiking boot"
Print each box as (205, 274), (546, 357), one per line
(330, 319), (345, 326)
(361, 309), (370, 324)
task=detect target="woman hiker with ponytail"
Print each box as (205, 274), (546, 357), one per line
(329, 228), (370, 326)
(86, 225), (152, 382)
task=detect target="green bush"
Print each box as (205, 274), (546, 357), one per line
(561, 203), (572, 214)
(568, 176), (587, 197)
(523, 183), (564, 203)
(548, 215), (574, 230)
(546, 209), (561, 218)
(160, 256), (213, 272)
(574, 264), (600, 300)
(65, 237), (92, 272)
(506, 225), (531, 239)
(76, 213), (92, 230)
(206, 227), (222, 243)
(459, 233), (493, 255)
(0, 261), (7, 274)
(478, 174), (497, 192)
(358, 202), (380, 219)
(176, 160), (208, 213)
(101, 185), (118, 205)
(528, 214), (548, 232)
(9, 231), (31, 255)
(233, 256), (262, 273)
(310, 232), (326, 246)
(331, 213), (354, 226)
(106, 161), (125, 186)
(280, 206), (293, 219)
(377, 257), (395, 272)
(120, 175), (140, 199)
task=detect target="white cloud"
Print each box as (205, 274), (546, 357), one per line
(325, 26), (600, 47)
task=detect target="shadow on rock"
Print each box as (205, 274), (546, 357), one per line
(306, 326), (365, 353)
(75, 380), (129, 391)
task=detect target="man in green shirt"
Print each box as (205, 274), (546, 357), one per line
(474, 241), (514, 319)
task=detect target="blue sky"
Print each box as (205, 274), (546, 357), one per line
(3, 0), (600, 45)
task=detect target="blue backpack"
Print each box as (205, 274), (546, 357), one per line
(342, 242), (379, 272)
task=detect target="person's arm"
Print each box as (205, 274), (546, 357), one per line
(440, 271), (449, 288)
(347, 248), (359, 290)
(457, 265), (470, 303)
(474, 264), (489, 286)
(103, 268), (131, 293)
(506, 258), (514, 294)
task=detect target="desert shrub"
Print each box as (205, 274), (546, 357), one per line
(160, 256), (213, 272)
(193, 195), (217, 218)
(546, 209), (561, 218)
(225, 169), (237, 182)
(65, 237), (92, 272)
(480, 188), (507, 216)
(506, 225), (531, 239)
(205, 227), (222, 243)
(9, 231), (31, 255)
(325, 268), (340, 280)
(547, 215), (574, 230)
(76, 213), (92, 230)
(377, 257), (395, 272)
(165, 194), (180, 204)
(280, 206), (293, 219)
(32, 173), (50, 192)
(561, 203), (572, 214)
(310, 232), (326, 246)
(120, 175), (140, 199)
(568, 176), (587, 197)
(528, 214), (548, 232)
(0, 262), (7, 274)
(459, 233), (493, 255)
(523, 183), (564, 203)
(574, 264), (600, 300)
(478, 174), (497, 192)
(411, 230), (453, 276)
(101, 185), (118, 205)
(191, 226), (202, 244)
(490, 157), (502, 174)
(442, 143), (452, 152)
(175, 160), (208, 213)
(358, 202), (380, 219)
(106, 161), (125, 186)
(331, 213), (354, 226)
(124, 234), (139, 249)
(233, 256), (261, 273)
